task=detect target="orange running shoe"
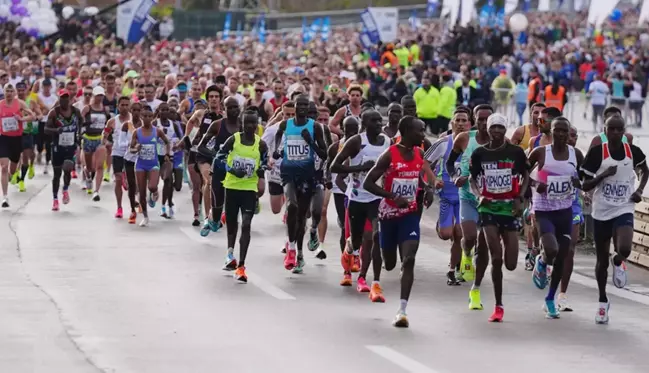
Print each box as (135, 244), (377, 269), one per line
(128, 212), (137, 224)
(234, 267), (248, 283)
(351, 255), (361, 273)
(340, 273), (352, 286)
(369, 282), (385, 303)
(340, 250), (354, 272)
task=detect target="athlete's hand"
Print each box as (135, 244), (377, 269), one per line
(229, 168), (247, 178)
(393, 196), (410, 208)
(536, 182), (547, 194)
(360, 160), (375, 172)
(478, 196), (490, 208)
(512, 198), (523, 217)
(454, 176), (468, 188)
(601, 165), (617, 178)
(424, 190), (434, 208)
(300, 128), (313, 143)
(58, 126), (64, 134)
(131, 144), (141, 153)
(325, 181), (333, 190)
(435, 179), (444, 189)
(630, 190), (643, 203)
(571, 176), (582, 190)
(272, 150), (281, 160)
(257, 179), (266, 197)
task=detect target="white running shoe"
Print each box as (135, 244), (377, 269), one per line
(139, 217), (149, 227)
(611, 256), (628, 289)
(557, 293), (573, 312)
(595, 302), (610, 324)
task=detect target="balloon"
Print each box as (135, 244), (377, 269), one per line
(609, 9), (622, 22)
(62, 5), (74, 20)
(39, 0), (52, 9)
(26, 1), (38, 14)
(509, 13), (529, 33)
(84, 6), (99, 16)
(0, 4), (9, 17)
(11, 0), (21, 5)
(27, 28), (39, 37)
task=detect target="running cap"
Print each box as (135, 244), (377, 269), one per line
(92, 86), (105, 97)
(487, 113), (507, 129)
(58, 89), (71, 97)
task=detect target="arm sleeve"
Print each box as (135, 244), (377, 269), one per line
(580, 145), (603, 179)
(424, 137), (447, 165)
(632, 145), (647, 169)
(469, 148), (481, 180)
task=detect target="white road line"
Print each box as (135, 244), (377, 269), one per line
(365, 345), (441, 373)
(179, 227), (296, 300)
(568, 273), (649, 306)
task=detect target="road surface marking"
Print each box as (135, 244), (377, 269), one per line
(179, 227), (296, 300)
(568, 273), (649, 306)
(365, 345), (441, 373)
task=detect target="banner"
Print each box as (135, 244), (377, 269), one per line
(367, 7), (398, 43)
(236, 20), (242, 43)
(360, 9), (381, 44)
(302, 17), (310, 43)
(427, 0), (438, 18)
(359, 25), (374, 51)
(117, 0), (157, 44)
(321, 17), (330, 42)
(223, 12), (232, 39)
(640, 0), (649, 25)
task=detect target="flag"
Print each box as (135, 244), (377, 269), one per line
(302, 17), (310, 43)
(321, 17), (330, 41)
(523, 0), (530, 12)
(236, 20), (242, 43)
(223, 12), (232, 40)
(427, 0), (438, 18)
(310, 18), (322, 40)
(258, 13), (266, 44)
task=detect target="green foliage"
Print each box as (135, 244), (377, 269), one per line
(150, 5), (174, 19)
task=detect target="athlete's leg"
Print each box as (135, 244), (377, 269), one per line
(318, 188), (332, 243)
(188, 162), (202, 220)
(238, 191), (257, 267)
(308, 186), (324, 251)
(268, 182), (285, 214)
(611, 214), (634, 288)
(198, 162), (212, 219)
(93, 144), (107, 195)
(210, 170), (226, 226)
(136, 171), (149, 218)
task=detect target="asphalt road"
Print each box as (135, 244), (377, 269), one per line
(2, 167), (649, 373)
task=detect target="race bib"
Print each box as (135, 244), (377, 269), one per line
(232, 156), (256, 178)
(483, 168), (513, 194)
(90, 113), (106, 130)
(58, 132), (75, 147)
(546, 175), (573, 200)
(602, 180), (631, 204)
(286, 135), (309, 161)
(2, 117), (18, 132)
(268, 166), (281, 184)
(139, 144), (156, 160)
(391, 178), (418, 201)
(454, 161), (462, 177)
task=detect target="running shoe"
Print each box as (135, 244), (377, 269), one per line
(315, 248), (327, 260)
(43, 165), (49, 175)
(92, 192), (100, 202)
(62, 191), (70, 205)
(544, 299), (560, 319)
(18, 180), (26, 192)
(147, 192), (156, 208)
(220, 212), (226, 226)
(460, 250), (475, 282)
(369, 282), (385, 303)
(557, 293), (573, 312)
(468, 288), (483, 310)
(10, 172), (18, 185)
(532, 254), (548, 289)
(595, 302), (610, 325)
(160, 206), (168, 218)
(103, 171), (110, 182)
(115, 207), (123, 219)
(352, 254), (361, 273)
(292, 256), (305, 274)
(192, 216), (200, 227)
(139, 217), (149, 227)
(611, 255), (628, 289)
(71, 170), (77, 179)
(28, 165), (34, 179)
(168, 206), (175, 219)
(446, 271), (461, 286)
(200, 219), (221, 237)
(356, 277), (370, 293)
(340, 273), (353, 286)
(392, 311), (409, 328)
(340, 250), (354, 273)
(128, 212), (137, 224)
(488, 305), (504, 322)
(308, 229), (319, 251)
(234, 266), (247, 283)
(223, 252), (238, 271)
(1, 198), (8, 208)
(284, 249), (297, 270)
(524, 251), (535, 271)
(52, 199), (59, 211)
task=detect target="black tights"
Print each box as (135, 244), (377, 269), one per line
(125, 161), (137, 212)
(210, 171), (226, 222)
(52, 166), (71, 198)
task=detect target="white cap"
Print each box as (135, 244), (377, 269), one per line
(487, 113), (507, 129)
(92, 86), (105, 97)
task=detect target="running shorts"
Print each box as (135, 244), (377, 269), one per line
(269, 181), (284, 196)
(535, 208), (573, 238)
(112, 155), (125, 173)
(480, 212), (519, 232)
(21, 134), (34, 150)
(225, 189), (257, 222)
(51, 146), (76, 168)
(439, 198), (460, 229)
(593, 213), (634, 243)
(459, 198), (480, 224)
(379, 212), (420, 251)
(345, 199), (376, 240)
(0, 135), (23, 163)
(82, 138), (102, 153)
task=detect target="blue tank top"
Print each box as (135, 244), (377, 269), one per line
(436, 135), (459, 201)
(281, 118), (315, 179)
(135, 127), (159, 169)
(187, 97), (195, 114)
(533, 135), (541, 149)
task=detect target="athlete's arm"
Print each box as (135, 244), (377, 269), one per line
(129, 131), (140, 153)
(44, 109), (59, 135)
(588, 135), (602, 150)
(310, 122), (328, 160)
(330, 135), (366, 174)
(213, 135), (235, 172)
(264, 101), (274, 121)
(102, 118), (115, 145)
(468, 147), (483, 197)
(580, 144), (607, 191)
(18, 100), (36, 122)
(156, 127), (171, 156)
(362, 150), (393, 199)
(326, 141), (339, 186)
(526, 136), (537, 154)
(510, 126), (524, 145)
(631, 145), (648, 197)
(179, 109), (201, 150)
(272, 120), (287, 159)
(419, 147), (436, 197)
(515, 147), (530, 200)
(446, 131), (467, 179)
(329, 107), (345, 136)
(196, 118), (222, 159)
(81, 106), (91, 127)
(424, 136), (448, 166)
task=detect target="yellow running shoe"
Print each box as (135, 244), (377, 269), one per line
(27, 164), (35, 179)
(10, 172), (18, 185)
(468, 288), (483, 310)
(18, 180), (26, 192)
(460, 250), (475, 282)
(103, 172), (110, 182)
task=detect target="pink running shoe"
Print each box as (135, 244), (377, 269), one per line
(52, 199), (59, 211)
(284, 249), (297, 270)
(62, 191), (70, 205)
(356, 277), (370, 293)
(115, 207), (123, 219)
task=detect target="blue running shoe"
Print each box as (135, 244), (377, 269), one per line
(544, 299), (560, 319)
(148, 192), (156, 208)
(532, 254), (548, 289)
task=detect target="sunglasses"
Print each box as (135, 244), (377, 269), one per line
(255, 89), (264, 93)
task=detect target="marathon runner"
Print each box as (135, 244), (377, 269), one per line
(510, 102), (545, 151)
(330, 85), (363, 136)
(0, 83), (35, 208)
(129, 105), (172, 227)
(400, 96), (417, 117)
(215, 110), (268, 279)
(45, 89), (83, 211)
(527, 107), (562, 151)
(262, 101), (293, 217)
(102, 74), (120, 182)
(81, 86), (111, 201)
(580, 115), (648, 324)
(123, 102), (143, 224)
(383, 103), (402, 138)
(445, 104), (493, 307)
(315, 105), (336, 259)
(155, 102), (184, 219)
(272, 94), (328, 273)
(363, 115), (435, 327)
(180, 97), (209, 226)
(528, 117), (584, 319)
(35, 78), (58, 176)
(14, 82), (40, 192)
(330, 110), (389, 296)
(588, 106), (634, 149)
(104, 96), (132, 218)
(468, 113), (528, 322)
